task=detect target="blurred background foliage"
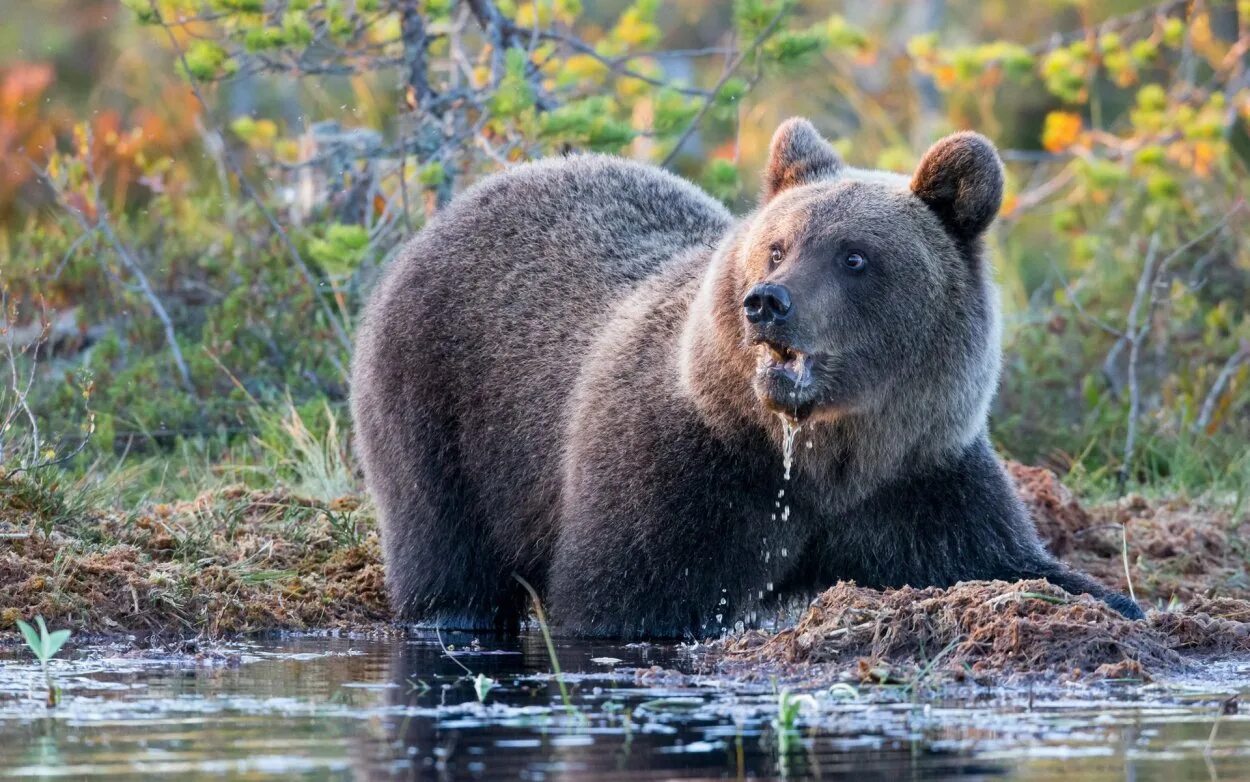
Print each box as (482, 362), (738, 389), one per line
(0, 0), (1247, 502)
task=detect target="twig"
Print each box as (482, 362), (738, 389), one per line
(30, 161), (194, 393)
(1195, 341), (1250, 433)
(530, 29), (712, 97)
(1117, 232), (1161, 495)
(1001, 165), (1077, 219)
(0, 290), (44, 466)
(1048, 257), (1124, 338)
(661, 8), (790, 169)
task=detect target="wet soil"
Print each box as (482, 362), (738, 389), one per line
(2, 463), (1248, 685)
(717, 579), (1250, 684)
(0, 480), (390, 637)
(714, 465), (1250, 682)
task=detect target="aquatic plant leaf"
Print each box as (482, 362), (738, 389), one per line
(42, 629), (72, 660)
(474, 673), (495, 703)
(16, 620), (43, 662)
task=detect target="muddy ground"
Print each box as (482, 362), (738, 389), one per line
(2, 463), (1248, 681)
(0, 479), (389, 637)
(717, 464), (1250, 683)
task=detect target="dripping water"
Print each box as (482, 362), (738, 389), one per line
(779, 415), (802, 482)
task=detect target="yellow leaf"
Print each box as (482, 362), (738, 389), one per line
(1042, 111), (1082, 153)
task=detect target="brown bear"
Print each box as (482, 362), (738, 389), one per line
(351, 117), (1142, 638)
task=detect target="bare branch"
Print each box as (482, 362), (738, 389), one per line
(1117, 231), (1161, 495)
(1047, 257), (1124, 339)
(530, 29), (712, 97)
(398, 0), (437, 109)
(1195, 341), (1250, 434)
(31, 161), (194, 394)
(661, 8), (790, 169)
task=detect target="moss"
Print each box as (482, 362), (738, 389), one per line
(0, 475), (390, 639)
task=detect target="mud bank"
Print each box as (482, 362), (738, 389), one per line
(714, 467), (1250, 683)
(2, 463), (1247, 669)
(1, 479), (390, 638)
(716, 579), (1250, 683)
(1010, 463), (1250, 602)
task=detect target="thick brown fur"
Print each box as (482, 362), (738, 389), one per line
(351, 118), (1140, 638)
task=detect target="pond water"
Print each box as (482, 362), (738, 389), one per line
(0, 630), (1247, 780)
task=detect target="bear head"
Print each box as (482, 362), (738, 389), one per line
(682, 118), (1004, 452)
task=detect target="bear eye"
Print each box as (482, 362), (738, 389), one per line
(768, 245), (783, 266)
(843, 251), (867, 272)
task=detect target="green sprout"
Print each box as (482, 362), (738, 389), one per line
(16, 616), (72, 707)
(473, 673), (496, 703)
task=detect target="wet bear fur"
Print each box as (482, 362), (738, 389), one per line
(350, 118), (1142, 637)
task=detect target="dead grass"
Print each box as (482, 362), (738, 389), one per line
(716, 464), (1250, 683)
(0, 477), (390, 638)
(1010, 462), (1250, 603)
(718, 579), (1250, 683)
(3, 459), (1248, 676)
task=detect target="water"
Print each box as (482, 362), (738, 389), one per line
(2, 632), (1248, 780)
(779, 416), (802, 483)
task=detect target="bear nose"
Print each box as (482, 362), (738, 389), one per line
(743, 283), (792, 325)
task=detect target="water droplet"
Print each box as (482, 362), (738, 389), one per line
(779, 416), (802, 480)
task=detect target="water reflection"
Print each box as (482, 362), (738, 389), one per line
(0, 631), (1245, 779)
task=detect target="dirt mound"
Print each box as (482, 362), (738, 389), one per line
(0, 478), (390, 638)
(718, 580), (1250, 682)
(1006, 462), (1089, 557)
(1007, 462), (1250, 604)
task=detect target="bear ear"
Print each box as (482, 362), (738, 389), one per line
(910, 132), (1004, 242)
(763, 118), (844, 202)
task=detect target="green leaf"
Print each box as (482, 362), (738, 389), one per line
(702, 159), (741, 202)
(474, 673), (495, 702)
(43, 630), (72, 661)
(488, 48), (537, 119)
(183, 41), (233, 81)
(308, 223), (372, 275)
(16, 620), (42, 662)
(418, 161), (446, 188)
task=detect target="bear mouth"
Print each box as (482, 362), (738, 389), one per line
(756, 342), (814, 388)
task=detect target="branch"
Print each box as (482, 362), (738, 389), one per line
(0, 291), (44, 467)
(1117, 231), (1161, 495)
(661, 8), (790, 169)
(1047, 257), (1123, 339)
(1194, 341), (1250, 434)
(465, 0), (556, 110)
(530, 29), (712, 97)
(31, 162), (194, 394)
(398, 0), (437, 110)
